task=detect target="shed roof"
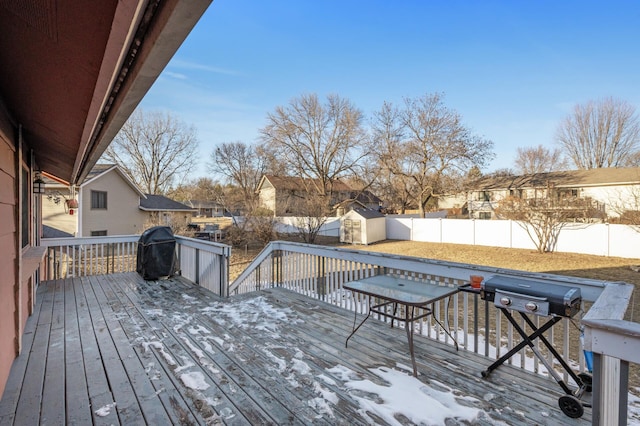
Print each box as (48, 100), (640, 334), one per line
(346, 208), (385, 219)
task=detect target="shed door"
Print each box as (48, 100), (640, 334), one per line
(343, 219), (362, 244)
(352, 220), (362, 243)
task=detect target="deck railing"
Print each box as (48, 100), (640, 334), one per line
(40, 235), (231, 296)
(231, 240), (635, 425)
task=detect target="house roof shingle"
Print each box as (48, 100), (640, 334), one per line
(472, 168), (640, 190)
(260, 175), (354, 192)
(140, 194), (196, 212)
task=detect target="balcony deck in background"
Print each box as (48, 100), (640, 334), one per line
(0, 273), (591, 425)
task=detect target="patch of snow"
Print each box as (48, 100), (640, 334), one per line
(336, 365), (485, 426)
(179, 335), (205, 359)
(175, 356), (195, 373)
(219, 406), (235, 420)
(180, 371), (210, 391)
(94, 402), (116, 417)
(291, 358), (311, 376)
(316, 374), (337, 386)
(326, 365), (359, 382)
(211, 336), (225, 347)
(201, 340), (215, 354)
(628, 390), (640, 424)
(188, 324), (211, 335)
(262, 348), (287, 373)
(142, 341), (176, 366)
(313, 381), (338, 405)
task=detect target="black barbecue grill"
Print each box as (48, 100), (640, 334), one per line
(479, 276), (592, 418)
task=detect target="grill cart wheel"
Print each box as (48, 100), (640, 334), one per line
(559, 395), (584, 418)
(577, 372), (593, 393)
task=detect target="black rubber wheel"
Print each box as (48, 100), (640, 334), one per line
(481, 370), (490, 378)
(559, 395), (584, 418)
(578, 372), (593, 393)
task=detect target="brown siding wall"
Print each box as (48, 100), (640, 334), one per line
(0, 111), (17, 396)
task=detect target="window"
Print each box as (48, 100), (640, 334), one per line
(478, 212), (492, 220)
(91, 190), (107, 209)
(90, 230), (107, 236)
(476, 191), (491, 201)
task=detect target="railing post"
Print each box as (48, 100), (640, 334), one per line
(271, 250), (282, 287)
(220, 246), (229, 298)
(591, 354), (626, 426)
(195, 248), (200, 285)
(317, 256), (326, 298)
(255, 263), (261, 292)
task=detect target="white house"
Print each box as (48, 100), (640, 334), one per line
(466, 168), (640, 220)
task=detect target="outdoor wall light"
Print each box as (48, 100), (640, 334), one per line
(33, 174), (45, 194)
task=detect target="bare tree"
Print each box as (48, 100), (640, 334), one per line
(208, 141), (265, 208)
(260, 93), (368, 197)
(495, 193), (604, 253)
(515, 145), (567, 174)
(102, 109), (199, 194)
(370, 101), (415, 213)
(292, 194), (332, 244)
(167, 177), (222, 203)
(556, 97), (640, 169)
(372, 93), (494, 217)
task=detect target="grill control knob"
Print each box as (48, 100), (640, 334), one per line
(525, 302), (538, 312)
(499, 296), (511, 306)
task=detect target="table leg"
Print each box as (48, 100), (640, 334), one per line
(405, 305), (418, 377)
(346, 307), (372, 348)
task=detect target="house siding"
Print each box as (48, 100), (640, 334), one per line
(80, 170), (146, 236)
(0, 110), (18, 396)
(259, 181), (277, 214)
(43, 185), (77, 236)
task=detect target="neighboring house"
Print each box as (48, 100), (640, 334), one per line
(466, 168), (640, 220)
(185, 200), (227, 217)
(140, 194), (197, 228)
(257, 175), (382, 216)
(43, 165), (196, 237)
(0, 0), (210, 397)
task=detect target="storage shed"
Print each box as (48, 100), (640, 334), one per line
(340, 209), (386, 245)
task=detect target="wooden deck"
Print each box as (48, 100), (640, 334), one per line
(0, 273), (591, 425)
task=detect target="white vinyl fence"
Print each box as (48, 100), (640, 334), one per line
(386, 218), (640, 259)
(274, 216), (340, 237)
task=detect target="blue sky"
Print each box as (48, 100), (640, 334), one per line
(141, 0), (640, 178)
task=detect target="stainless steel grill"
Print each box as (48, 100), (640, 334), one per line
(478, 275), (590, 419)
(481, 275), (581, 318)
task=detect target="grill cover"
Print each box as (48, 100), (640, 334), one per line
(136, 226), (177, 280)
(482, 276), (581, 317)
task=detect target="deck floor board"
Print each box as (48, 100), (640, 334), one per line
(0, 273), (592, 425)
